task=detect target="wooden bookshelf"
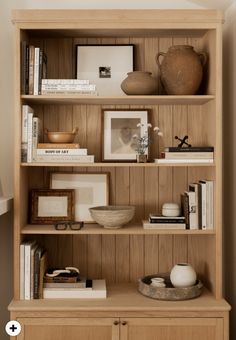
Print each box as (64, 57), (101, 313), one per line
(11, 9), (230, 340)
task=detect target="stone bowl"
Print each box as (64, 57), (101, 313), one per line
(138, 273), (203, 301)
(89, 205), (135, 229)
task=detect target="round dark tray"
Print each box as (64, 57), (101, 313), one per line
(138, 273), (203, 301)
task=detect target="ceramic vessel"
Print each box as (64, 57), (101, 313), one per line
(89, 205), (135, 229)
(121, 71), (157, 95)
(45, 127), (78, 143)
(156, 45), (207, 95)
(170, 263), (197, 288)
(162, 203), (180, 217)
(136, 154), (148, 163)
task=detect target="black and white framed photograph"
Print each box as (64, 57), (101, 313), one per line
(102, 110), (149, 161)
(50, 173), (109, 222)
(76, 45), (134, 96)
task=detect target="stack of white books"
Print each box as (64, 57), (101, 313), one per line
(41, 79), (97, 95)
(43, 279), (107, 299)
(155, 146), (214, 164)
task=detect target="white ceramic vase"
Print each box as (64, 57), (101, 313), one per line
(170, 263), (197, 288)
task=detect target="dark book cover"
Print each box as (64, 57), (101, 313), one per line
(34, 247), (43, 299)
(165, 146), (214, 152)
(149, 218), (185, 223)
(181, 193), (189, 229)
(21, 41), (29, 94)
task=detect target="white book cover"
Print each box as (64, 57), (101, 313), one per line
(199, 181), (207, 230)
(200, 180), (214, 229)
(24, 240), (36, 300)
(21, 105), (34, 162)
(41, 84), (96, 91)
(36, 148), (87, 156)
(35, 155), (94, 163)
(42, 79), (90, 85)
(143, 221), (186, 230)
(43, 280), (107, 299)
(33, 47), (40, 95)
(154, 159), (214, 164)
(27, 112), (34, 163)
(20, 244), (25, 300)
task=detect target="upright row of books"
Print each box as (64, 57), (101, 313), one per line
(143, 179), (214, 230)
(21, 42), (47, 95)
(20, 240), (46, 300)
(21, 105), (94, 163)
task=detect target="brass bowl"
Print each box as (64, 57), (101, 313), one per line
(45, 128), (78, 143)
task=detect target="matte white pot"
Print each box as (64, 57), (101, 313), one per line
(170, 263), (197, 288)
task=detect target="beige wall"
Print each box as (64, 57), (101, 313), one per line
(224, 3), (236, 339)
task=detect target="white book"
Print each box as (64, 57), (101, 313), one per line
(143, 220), (186, 230)
(27, 112), (34, 163)
(200, 180), (214, 229)
(36, 148), (87, 156)
(163, 152), (213, 159)
(41, 90), (98, 95)
(189, 183), (200, 228)
(35, 155), (94, 163)
(24, 240), (36, 300)
(21, 105), (34, 162)
(43, 280), (107, 299)
(42, 79), (90, 85)
(32, 117), (42, 161)
(20, 244), (25, 300)
(199, 181), (207, 230)
(185, 191), (198, 229)
(154, 159), (214, 164)
(41, 84), (96, 91)
(33, 47), (40, 95)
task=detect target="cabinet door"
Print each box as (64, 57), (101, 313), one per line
(17, 318), (119, 340)
(120, 318), (223, 340)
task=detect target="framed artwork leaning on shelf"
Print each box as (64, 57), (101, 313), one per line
(76, 44), (134, 96)
(50, 172), (109, 223)
(102, 109), (149, 161)
(30, 189), (75, 224)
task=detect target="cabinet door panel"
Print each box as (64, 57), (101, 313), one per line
(121, 318), (223, 340)
(17, 318), (119, 340)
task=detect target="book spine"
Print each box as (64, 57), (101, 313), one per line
(37, 143), (80, 149)
(143, 221), (186, 229)
(30, 246), (36, 299)
(181, 193), (189, 229)
(186, 191), (198, 230)
(33, 47), (40, 95)
(20, 244), (25, 300)
(34, 248), (42, 299)
(24, 245), (31, 300)
(155, 159), (214, 164)
(27, 112), (34, 163)
(42, 79), (90, 85)
(28, 45), (35, 95)
(38, 49), (43, 95)
(21, 106), (28, 162)
(199, 182), (207, 229)
(35, 155), (94, 163)
(41, 90), (98, 95)
(162, 152), (213, 159)
(209, 181), (214, 229)
(32, 117), (40, 161)
(149, 218), (185, 223)
(21, 41), (28, 94)
(41, 84), (96, 91)
(189, 183), (199, 227)
(165, 147), (214, 152)
(36, 148), (87, 156)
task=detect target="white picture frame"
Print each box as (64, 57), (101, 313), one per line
(76, 45), (134, 96)
(102, 109), (149, 161)
(50, 173), (109, 222)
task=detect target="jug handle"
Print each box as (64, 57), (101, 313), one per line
(198, 52), (208, 66)
(72, 127), (79, 134)
(156, 52), (166, 68)
(44, 128), (49, 134)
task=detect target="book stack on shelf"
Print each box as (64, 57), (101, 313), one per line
(21, 104), (94, 163)
(182, 180), (214, 230)
(41, 79), (97, 95)
(155, 146), (214, 164)
(21, 42), (47, 95)
(143, 215), (186, 230)
(20, 240), (46, 300)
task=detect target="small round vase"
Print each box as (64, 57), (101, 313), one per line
(170, 263), (197, 288)
(121, 71), (157, 95)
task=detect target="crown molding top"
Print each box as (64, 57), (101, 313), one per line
(12, 9), (224, 25)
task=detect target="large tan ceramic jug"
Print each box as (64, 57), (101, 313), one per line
(156, 45), (207, 95)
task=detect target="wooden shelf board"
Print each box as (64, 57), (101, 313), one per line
(8, 283), (230, 312)
(21, 162), (215, 167)
(22, 224), (216, 235)
(21, 95), (215, 105)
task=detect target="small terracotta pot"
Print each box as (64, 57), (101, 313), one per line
(156, 45), (207, 95)
(121, 71), (157, 95)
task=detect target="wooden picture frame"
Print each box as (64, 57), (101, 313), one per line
(50, 172), (109, 223)
(76, 44), (134, 96)
(102, 109), (149, 161)
(30, 189), (75, 224)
